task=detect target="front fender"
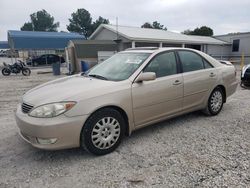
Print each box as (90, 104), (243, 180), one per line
(64, 87), (135, 134)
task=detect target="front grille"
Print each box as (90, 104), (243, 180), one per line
(21, 102), (34, 114)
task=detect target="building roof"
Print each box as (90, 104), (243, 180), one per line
(90, 24), (229, 45)
(8, 30), (85, 50)
(69, 40), (117, 45)
(0, 41), (9, 49)
(215, 32), (250, 37)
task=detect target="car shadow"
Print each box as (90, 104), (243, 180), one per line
(30, 147), (93, 160)
(125, 110), (206, 140)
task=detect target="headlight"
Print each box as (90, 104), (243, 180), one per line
(29, 102), (76, 118)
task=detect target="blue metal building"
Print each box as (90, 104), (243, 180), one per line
(8, 30), (84, 50)
(0, 41), (9, 49)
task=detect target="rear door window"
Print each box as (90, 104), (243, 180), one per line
(178, 51), (204, 72)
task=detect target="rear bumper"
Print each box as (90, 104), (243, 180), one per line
(15, 104), (88, 150)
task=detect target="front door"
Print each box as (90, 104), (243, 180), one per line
(132, 51), (183, 126)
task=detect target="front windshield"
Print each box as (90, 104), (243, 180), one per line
(86, 52), (151, 81)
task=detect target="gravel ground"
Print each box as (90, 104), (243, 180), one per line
(0, 64), (249, 188)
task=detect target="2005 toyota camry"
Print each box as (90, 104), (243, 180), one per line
(16, 48), (238, 155)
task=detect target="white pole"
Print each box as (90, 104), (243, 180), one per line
(220, 45), (223, 60)
(132, 41), (136, 48)
(116, 17), (119, 40)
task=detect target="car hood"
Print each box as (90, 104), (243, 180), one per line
(22, 75), (126, 106)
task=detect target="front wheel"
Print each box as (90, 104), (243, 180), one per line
(22, 68), (31, 76)
(2, 68), (11, 76)
(203, 87), (224, 116)
(81, 108), (125, 155)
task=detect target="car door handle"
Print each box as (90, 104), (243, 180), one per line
(173, 80), (182, 85)
(209, 72), (216, 77)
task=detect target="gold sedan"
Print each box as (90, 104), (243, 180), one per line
(15, 48), (238, 155)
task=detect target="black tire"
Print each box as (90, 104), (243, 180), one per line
(81, 108), (125, 155)
(22, 68), (31, 76)
(241, 83), (250, 89)
(203, 87), (224, 116)
(2, 68), (11, 76)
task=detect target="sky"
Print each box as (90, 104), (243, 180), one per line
(0, 0), (250, 40)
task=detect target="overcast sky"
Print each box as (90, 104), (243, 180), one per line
(0, 0), (249, 40)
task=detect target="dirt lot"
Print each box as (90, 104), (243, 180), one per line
(0, 64), (249, 188)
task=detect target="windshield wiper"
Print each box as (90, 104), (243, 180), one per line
(88, 74), (108, 80)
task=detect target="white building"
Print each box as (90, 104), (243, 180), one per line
(89, 24), (230, 59)
(215, 32), (250, 64)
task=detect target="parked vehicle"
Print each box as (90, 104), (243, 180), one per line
(2, 60), (31, 76)
(16, 48), (238, 155)
(0, 50), (7, 57)
(27, 54), (65, 66)
(5, 49), (19, 58)
(241, 64), (250, 87)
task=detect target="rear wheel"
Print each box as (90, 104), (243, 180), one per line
(2, 68), (11, 76)
(81, 108), (125, 155)
(203, 87), (224, 116)
(22, 68), (31, 76)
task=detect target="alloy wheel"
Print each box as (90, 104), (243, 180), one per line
(210, 91), (223, 113)
(91, 117), (121, 150)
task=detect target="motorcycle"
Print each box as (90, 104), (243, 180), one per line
(2, 60), (31, 76)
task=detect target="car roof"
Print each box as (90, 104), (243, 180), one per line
(124, 47), (198, 53)
(123, 47), (223, 68)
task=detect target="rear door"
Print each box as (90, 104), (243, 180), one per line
(53, 55), (60, 63)
(177, 50), (217, 111)
(37, 55), (46, 65)
(132, 51), (183, 126)
(47, 55), (56, 64)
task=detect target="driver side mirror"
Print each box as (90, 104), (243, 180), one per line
(135, 72), (156, 83)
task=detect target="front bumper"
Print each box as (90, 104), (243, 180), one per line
(15, 104), (88, 150)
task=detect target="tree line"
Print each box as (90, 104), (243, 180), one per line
(21, 9), (213, 38)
